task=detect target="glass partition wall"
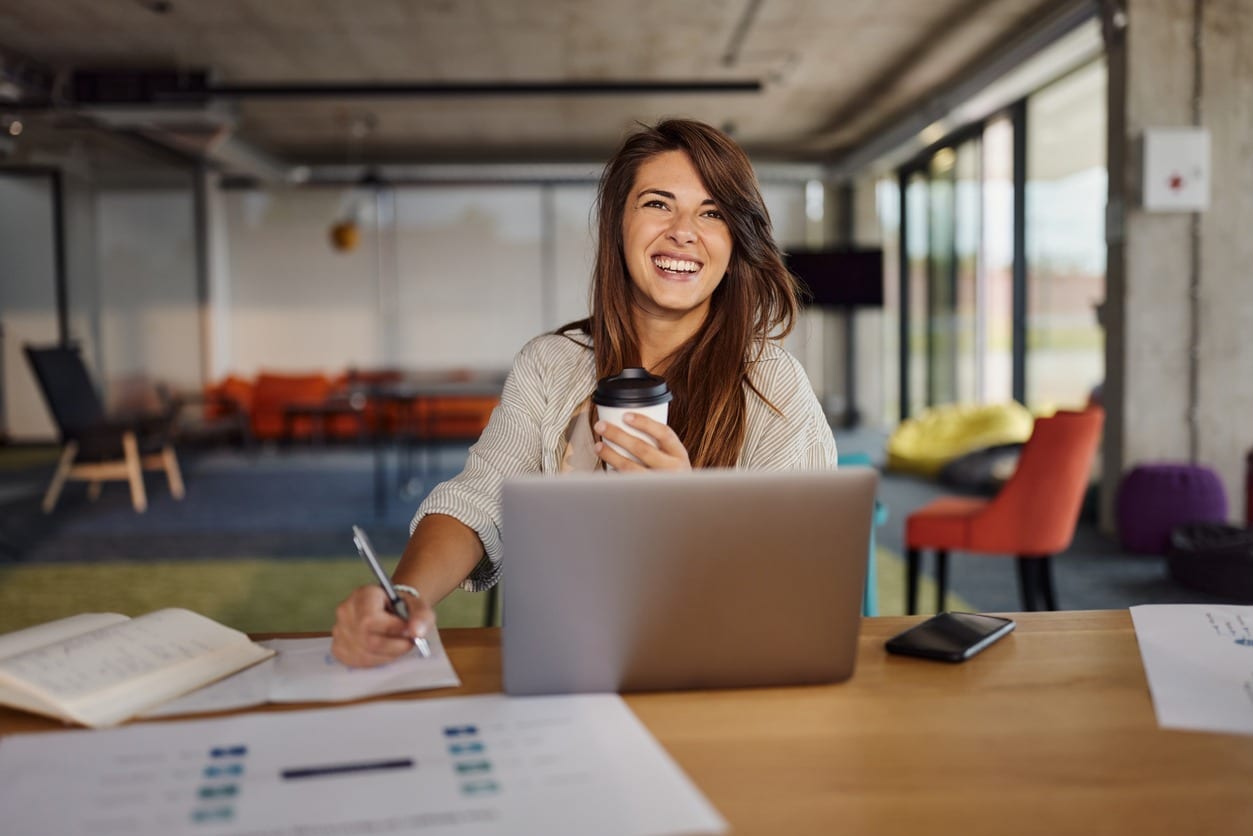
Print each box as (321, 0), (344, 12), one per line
(1025, 61), (1107, 411)
(885, 60), (1106, 419)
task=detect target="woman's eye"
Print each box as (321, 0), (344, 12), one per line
(643, 199), (668, 209)
(703, 209), (724, 220)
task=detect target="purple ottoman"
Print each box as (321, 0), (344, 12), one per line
(1116, 463), (1228, 554)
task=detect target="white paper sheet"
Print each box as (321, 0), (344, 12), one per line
(0, 693), (726, 836)
(144, 633), (460, 717)
(1130, 604), (1253, 736)
(266, 632), (460, 702)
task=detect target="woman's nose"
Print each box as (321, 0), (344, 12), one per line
(666, 214), (696, 244)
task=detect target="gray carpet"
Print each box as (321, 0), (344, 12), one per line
(0, 445), (464, 562)
(836, 426), (1237, 612)
(0, 434), (1241, 611)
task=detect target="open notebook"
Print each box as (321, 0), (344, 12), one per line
(0, 609), (274, 728)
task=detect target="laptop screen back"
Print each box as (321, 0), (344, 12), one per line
(501, 468), (876, 695)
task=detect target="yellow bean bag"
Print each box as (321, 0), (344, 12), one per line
(887, 402), (1035, 478)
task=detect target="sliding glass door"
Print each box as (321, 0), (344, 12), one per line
(1025, 61), (1107, 411)
(889, 59), (1106, 420)
(898, 133), (983, 418)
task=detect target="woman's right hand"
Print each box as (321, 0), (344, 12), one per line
(331, 585), (436, 668)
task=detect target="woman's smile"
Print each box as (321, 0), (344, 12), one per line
(622, 150), (732, 325)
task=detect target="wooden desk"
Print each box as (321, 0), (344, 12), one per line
(3, 611), (1251, 834)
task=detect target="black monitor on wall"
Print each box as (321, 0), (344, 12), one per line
(785, 248), (884, 308)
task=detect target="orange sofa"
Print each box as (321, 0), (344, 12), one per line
(202, 370), (499, 443)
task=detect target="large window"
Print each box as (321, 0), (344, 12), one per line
(981, 116), (1015, 405)
(904, 173), (929, 417)
(1025, 61), (1107, 410)
(882, 59), (1106, 420)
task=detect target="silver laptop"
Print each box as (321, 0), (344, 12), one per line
(501, 467), (877, 695)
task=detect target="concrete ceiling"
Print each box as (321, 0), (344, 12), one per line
(0, 0), (1070, 170)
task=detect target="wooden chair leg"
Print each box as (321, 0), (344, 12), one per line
(935, 549), (949, 614)
(906, 548), (921, 615)
(1039, 556), (1058, 611)
(1016, 557), (1038, 611)
(42, 441), (78, 513)
(87, 481), (102, 502)
(122, 432), (148, 513)
(162, 445), (186, 500)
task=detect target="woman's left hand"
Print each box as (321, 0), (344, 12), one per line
(594, 413), (692, 472)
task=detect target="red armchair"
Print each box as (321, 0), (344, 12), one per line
(904, 407), (1104, 613)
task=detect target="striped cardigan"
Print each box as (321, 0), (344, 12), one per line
(412, 330), (839, 590)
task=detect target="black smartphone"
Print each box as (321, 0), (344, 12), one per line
(885, 612), (1015, 662)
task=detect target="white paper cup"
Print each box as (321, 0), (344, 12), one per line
(597, 402), (670, 465)
(593, 367), (673, 469)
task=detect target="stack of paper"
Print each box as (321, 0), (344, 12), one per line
(1130, 603), (1253, 736)
(0, 694), (727, 835)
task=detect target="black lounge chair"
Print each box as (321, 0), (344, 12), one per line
(24, 344), (185, 513)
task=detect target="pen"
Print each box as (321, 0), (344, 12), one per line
(351, 525), (431, 658)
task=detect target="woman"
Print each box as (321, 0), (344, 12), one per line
(332, 119), (837, 667)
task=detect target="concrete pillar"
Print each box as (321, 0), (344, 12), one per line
(1103, 0), (1253, 528)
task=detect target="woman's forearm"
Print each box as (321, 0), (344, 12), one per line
(391, 513), (488, 605)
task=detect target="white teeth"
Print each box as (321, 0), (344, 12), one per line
(653, 256), (700, 273)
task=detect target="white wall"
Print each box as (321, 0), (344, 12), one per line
(394, 186), (545, 369)
(63, 171), (101, 381)
(2, 175), (206, 440)
(550, 184), (598, 328)
(762, 183), (827, 395)
(95, 188), (200, 404)
(1105, 0), (1253, 523)
(0, 173), (59, 440)
(224, 187), (383, 374)
(3, 167), (824, 441)
(218, 179), (819, 386)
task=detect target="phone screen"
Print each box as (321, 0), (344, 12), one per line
(885, 612), (1015, 662)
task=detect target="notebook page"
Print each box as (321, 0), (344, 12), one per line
(0, 613), (129, 661)
(0, 608), (253, 703)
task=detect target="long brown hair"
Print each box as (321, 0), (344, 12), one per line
(562, 119), (800, 468)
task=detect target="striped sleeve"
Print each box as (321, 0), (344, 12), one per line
(410, 336), (835, 592)
(410, 337), (551, 591)
(740, 345), (839, 470)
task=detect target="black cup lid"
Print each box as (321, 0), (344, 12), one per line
(592, 367), (673, 407)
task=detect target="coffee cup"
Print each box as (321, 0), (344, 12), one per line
(592, 368), (672, 466)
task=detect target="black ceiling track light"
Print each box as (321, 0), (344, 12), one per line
(205, 79), (764, 99)
(8, 71), (762, 109)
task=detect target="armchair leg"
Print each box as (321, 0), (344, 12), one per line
(122, 432), (148, 513)
(1038, 556), (1058, 611)
(1016, 557), (1039, 611)
(906, 548), (920, 615)
(42, 441), (79, 513)
(935, 550), (949, 613)
(162, 445), (186, 500)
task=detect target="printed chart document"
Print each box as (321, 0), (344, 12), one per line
(0, 693), (727, 836)
(144, 634), (461, 717)
(1130, 603), (1253, 735)
(0, 610), (274, 728)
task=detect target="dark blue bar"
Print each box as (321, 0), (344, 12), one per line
(210, 745), (248, 758)
(280, 758), (415, 781)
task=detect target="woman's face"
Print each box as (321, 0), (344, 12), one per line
(621, 150), (733, 326)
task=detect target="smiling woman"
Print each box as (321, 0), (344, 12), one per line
(621, 150), (733, 329)
(331, 119), (839, 668)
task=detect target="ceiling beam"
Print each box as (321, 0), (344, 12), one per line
(825, 0), (1098, 179)
(206, 80), (763, 99)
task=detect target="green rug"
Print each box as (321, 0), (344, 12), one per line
(0, 444), (59, 471)
(0, 549), (967, 636)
